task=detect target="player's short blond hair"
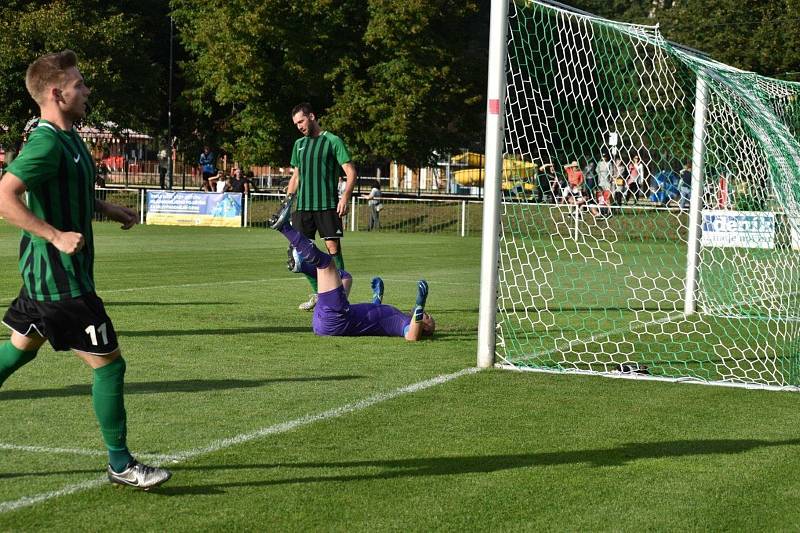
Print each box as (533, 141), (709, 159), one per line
(25, 50), (78, 105)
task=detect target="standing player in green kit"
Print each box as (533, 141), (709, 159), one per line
(0, 50), (171, 490)
(285, 102), (357, 311)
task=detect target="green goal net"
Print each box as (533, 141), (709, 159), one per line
(495, 0), (800, 390)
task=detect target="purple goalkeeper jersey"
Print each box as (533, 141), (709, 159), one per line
(313, 286), (411, 337)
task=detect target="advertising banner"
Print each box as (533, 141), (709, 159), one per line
(701, 210), (775, 249)
(146, 191), (242, 227)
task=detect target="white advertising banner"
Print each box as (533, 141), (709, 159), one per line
(701, 210), (775, 249)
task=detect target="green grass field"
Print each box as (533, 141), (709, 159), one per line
(2, 220), (800, 531)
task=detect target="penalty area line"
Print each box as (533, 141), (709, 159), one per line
(0, 366), (481, 514)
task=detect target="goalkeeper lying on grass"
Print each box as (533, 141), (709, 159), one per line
(269, 200), (435, 341)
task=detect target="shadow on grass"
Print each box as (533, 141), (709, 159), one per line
(0, 375), (363, 401)
(106, 301), (238, 307)
(117, 326), (310, 337)
(155, 437), (800, 495)
(0, 469), (99, 480)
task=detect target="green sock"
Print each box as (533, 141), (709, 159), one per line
(304, 274), (319, 293)
(333, 252), (345, 271)
(92, 357), (133, 472)
(0, 341), (38, 388)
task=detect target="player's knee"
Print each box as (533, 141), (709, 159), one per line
(325, 240), (340, 255)
(10, 331), (45, 352)
(98, 355), (126, 376)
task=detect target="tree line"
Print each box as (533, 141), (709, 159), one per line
(0, 0), (797, 168)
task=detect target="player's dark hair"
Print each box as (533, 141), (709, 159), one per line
(291, 102), (315, 118)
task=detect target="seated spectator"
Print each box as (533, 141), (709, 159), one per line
(562, 181), (588, 208)
(594, 188), (612, 218)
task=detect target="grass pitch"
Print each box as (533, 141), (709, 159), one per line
(1, 221), (800, 531)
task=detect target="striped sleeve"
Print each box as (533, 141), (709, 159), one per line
(327, 133), (351, 166)
(6, 130), (61, 189)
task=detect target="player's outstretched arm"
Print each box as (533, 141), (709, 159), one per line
(95, 199), (137, 230)
(0, 172), (84, 254)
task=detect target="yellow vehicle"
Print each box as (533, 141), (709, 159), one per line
(451, 155), (537, 191)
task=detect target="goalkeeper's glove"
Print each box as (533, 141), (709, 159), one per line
(412, 280), (428, 321)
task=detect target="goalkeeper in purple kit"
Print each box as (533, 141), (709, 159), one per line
(271, 200), (435, 341)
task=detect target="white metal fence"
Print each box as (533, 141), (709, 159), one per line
(94, 188), (483, 236)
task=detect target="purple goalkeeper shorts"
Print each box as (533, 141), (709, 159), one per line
(312, 286), (410, 337)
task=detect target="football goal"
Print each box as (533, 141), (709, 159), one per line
(477, 0), (800, 390)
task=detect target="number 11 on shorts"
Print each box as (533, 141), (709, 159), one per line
(85, 323), (109, 346)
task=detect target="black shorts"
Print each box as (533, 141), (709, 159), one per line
(292, 209), (344, 240)
(2, 290), (119, 354)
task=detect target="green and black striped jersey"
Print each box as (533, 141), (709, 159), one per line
(290, 131), (351, 211)
(6, 120), (96, 301)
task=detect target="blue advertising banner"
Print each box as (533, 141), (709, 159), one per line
(146, 191), (242, 227)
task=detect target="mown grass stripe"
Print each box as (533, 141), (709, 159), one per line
(0, 367), (480, 514)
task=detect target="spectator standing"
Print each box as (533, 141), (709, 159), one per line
(536, 163), (554, 203)
(210, 170), (230, 193)
(363, 181), (382, 231)
(0, 49), (171, 489)
(564, 161), (584, 188)
(679, 161), (692, 209)
(626, 155), (643, 204)
(612, 157), (627, 206)
(583, 161), (597, 194)
(157, 146), (169, 189)
(95, 161), (109, 188)
(198, 145), (216, 192)
(229, 167), (251, 195)
(286, 102), (357, 312)
(596, 153), (612, 193)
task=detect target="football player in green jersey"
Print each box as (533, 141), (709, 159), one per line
(286, 102), (357, 311)
(0, 50), (171, 490)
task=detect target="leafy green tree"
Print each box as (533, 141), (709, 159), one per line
(571, 0), (800, 80)
(172, 0), (488, 168)
(653, 0), (800, 79)
(0, 0), (168, 155)
(324, 0), (488, 167)
(171, 0), (369, 166)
